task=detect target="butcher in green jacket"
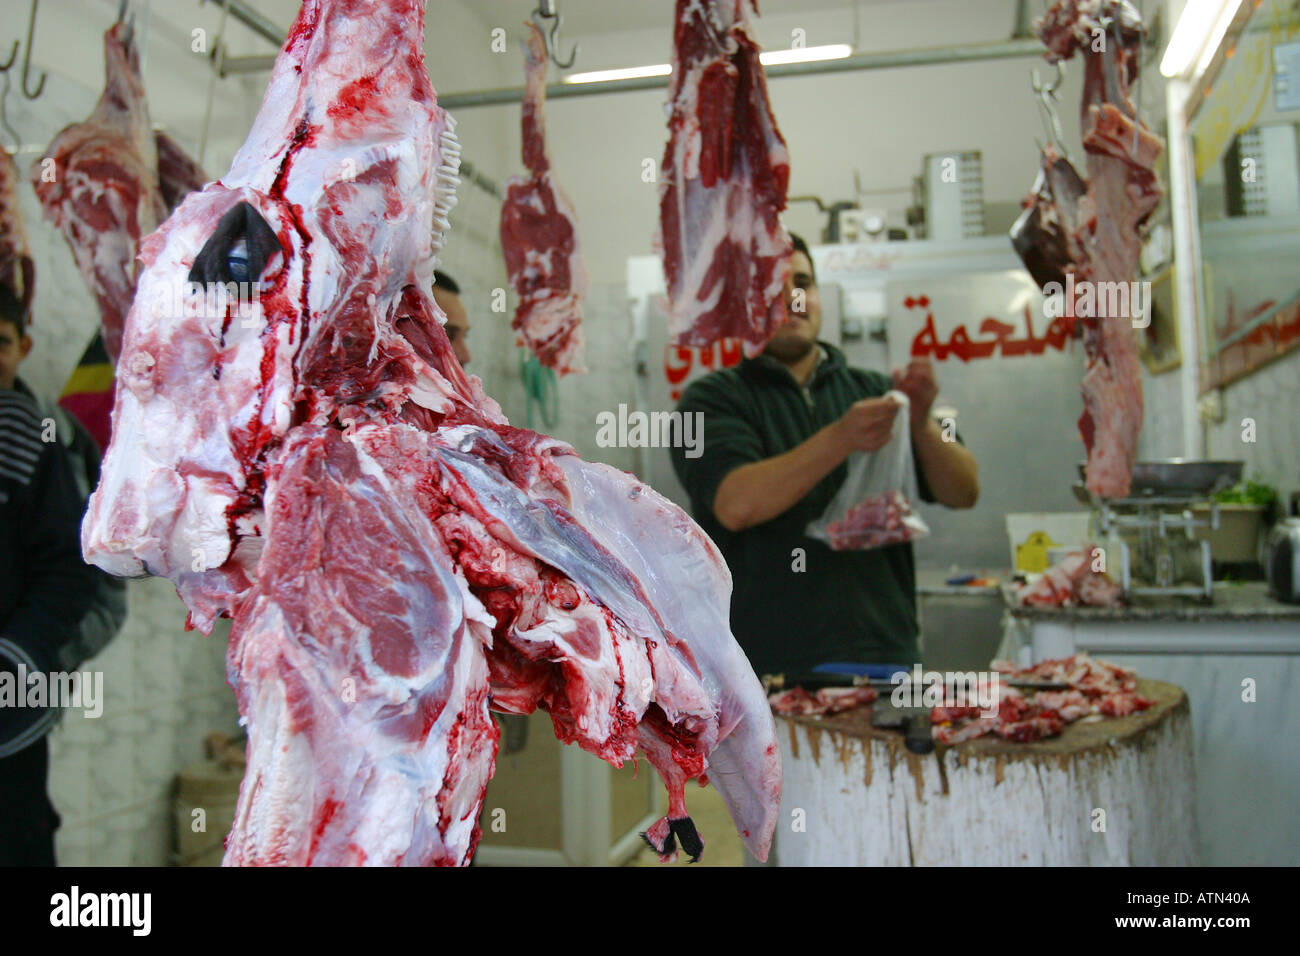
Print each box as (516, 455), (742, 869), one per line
(671, 234), (980, 677)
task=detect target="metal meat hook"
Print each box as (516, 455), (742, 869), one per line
(1032, 60), (1067, 153)
(532, 0), (578, 70)
(19, 0), (47, 100)
(0, 71), (20, 152)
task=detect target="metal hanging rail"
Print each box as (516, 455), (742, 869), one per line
(215, 36), (1047, 98)
(198, 0), (283, 47)
(442, 37), (1047, 109)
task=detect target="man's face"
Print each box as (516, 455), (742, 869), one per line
(763, 250), (821, 363)
(433, 286), (471, 367)
(0, 320), (32, 390)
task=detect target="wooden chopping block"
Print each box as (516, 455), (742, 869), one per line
(773, 678), (1196, 866)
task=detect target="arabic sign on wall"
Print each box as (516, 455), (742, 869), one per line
(663, 332), (744, 403)
(897, 264), (1080, 367)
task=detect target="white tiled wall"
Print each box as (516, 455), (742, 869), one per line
(47, 579), (239, 866)
(1206, 351), (1300, 503)
(1138, 343), (1300, 506)
(1138, 366), (1186, 461)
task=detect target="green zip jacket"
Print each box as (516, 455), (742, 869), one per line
(670, 342), (939, 675)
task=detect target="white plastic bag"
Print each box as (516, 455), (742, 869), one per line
(806, 390), (931, 551)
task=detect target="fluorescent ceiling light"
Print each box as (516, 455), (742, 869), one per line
(760, 43), (853, 66)
(564, 44), (853, 85)
(1160, 0), (1243, 78)
(565, 63), (671, 84)
(1194, 0), (1246, 77)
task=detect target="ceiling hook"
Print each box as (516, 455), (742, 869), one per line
(548, 15), (577, 69)
(0, 70), (20, 152)
(0, 40), (18, 74)
(531, 0), (578, 70)
(20, 0), (47, 100)
(1031, 61), (1067, 152)
(1031, 59), (1065, 97)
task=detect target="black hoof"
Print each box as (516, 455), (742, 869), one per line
(668, 817), (703, 863)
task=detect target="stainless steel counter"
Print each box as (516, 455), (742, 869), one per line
(1006, 582), (1300, 623)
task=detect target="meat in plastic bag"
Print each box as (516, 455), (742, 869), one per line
(806, 390), (930, 551)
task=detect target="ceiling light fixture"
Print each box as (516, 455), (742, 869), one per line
(759, 43), (854, 66)
(1160, 0), (1244, 78)
(564, 44), (854, 85)
(564, 63), (672, 84)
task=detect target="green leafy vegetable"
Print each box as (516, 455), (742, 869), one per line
(1213, 478), (1277, 508)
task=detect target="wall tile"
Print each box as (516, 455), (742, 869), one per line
(86, 712), (144, 821)
(55, 825), (92, 868)
(1208, 352), (1300, 500)
(133, 702), (180, 807)
(47, 718), (93, 827)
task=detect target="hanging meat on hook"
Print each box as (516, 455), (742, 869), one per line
(30, 20), (166, 367)
(499, 20), (588, 376)
(656, 0), (793, 356)
(83, 0), (780, 867)
(1011, 0), (1163, 500)
(30, 19), (208, 452)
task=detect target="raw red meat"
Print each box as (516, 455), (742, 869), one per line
(83, 0), (779, 867)
(1012, 1), (1163, 499)
(996, 713), (1066, 743)
(931, 717), (1000, 745)
(1032, 688), (1092, 721)
(154, 130), (209, 213)
(768, 685), (877, 716)
(30, 21), (166, 366)
(656, 0), (792, 356)
(825, 489), (926, 550)
(499, 22), (587, 376)
(931, 654), (1152, 744)
(0, 149), (35, 318)
(1015, 545), (1123, 607)
(1010, 146), (1088, 291)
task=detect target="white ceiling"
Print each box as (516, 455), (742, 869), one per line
(135, 0), (950, 58)
(463, 0), (895, 37)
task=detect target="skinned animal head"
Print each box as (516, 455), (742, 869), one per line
(82, 0), (486, 627)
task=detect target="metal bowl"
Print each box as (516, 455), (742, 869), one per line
(1076, 459), (1244, 498)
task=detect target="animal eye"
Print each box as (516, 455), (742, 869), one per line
(189, 201), (283, 289)
(227, 240), (250, 283)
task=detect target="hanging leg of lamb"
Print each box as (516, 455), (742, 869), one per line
(657, 0), (793, 356)
(499, 22), (587, 376)
(83, 0), (779, 866)
(0, 149), (35, 318)
(30, 21), (166, 366)
(1012, 1), (1163, 499)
